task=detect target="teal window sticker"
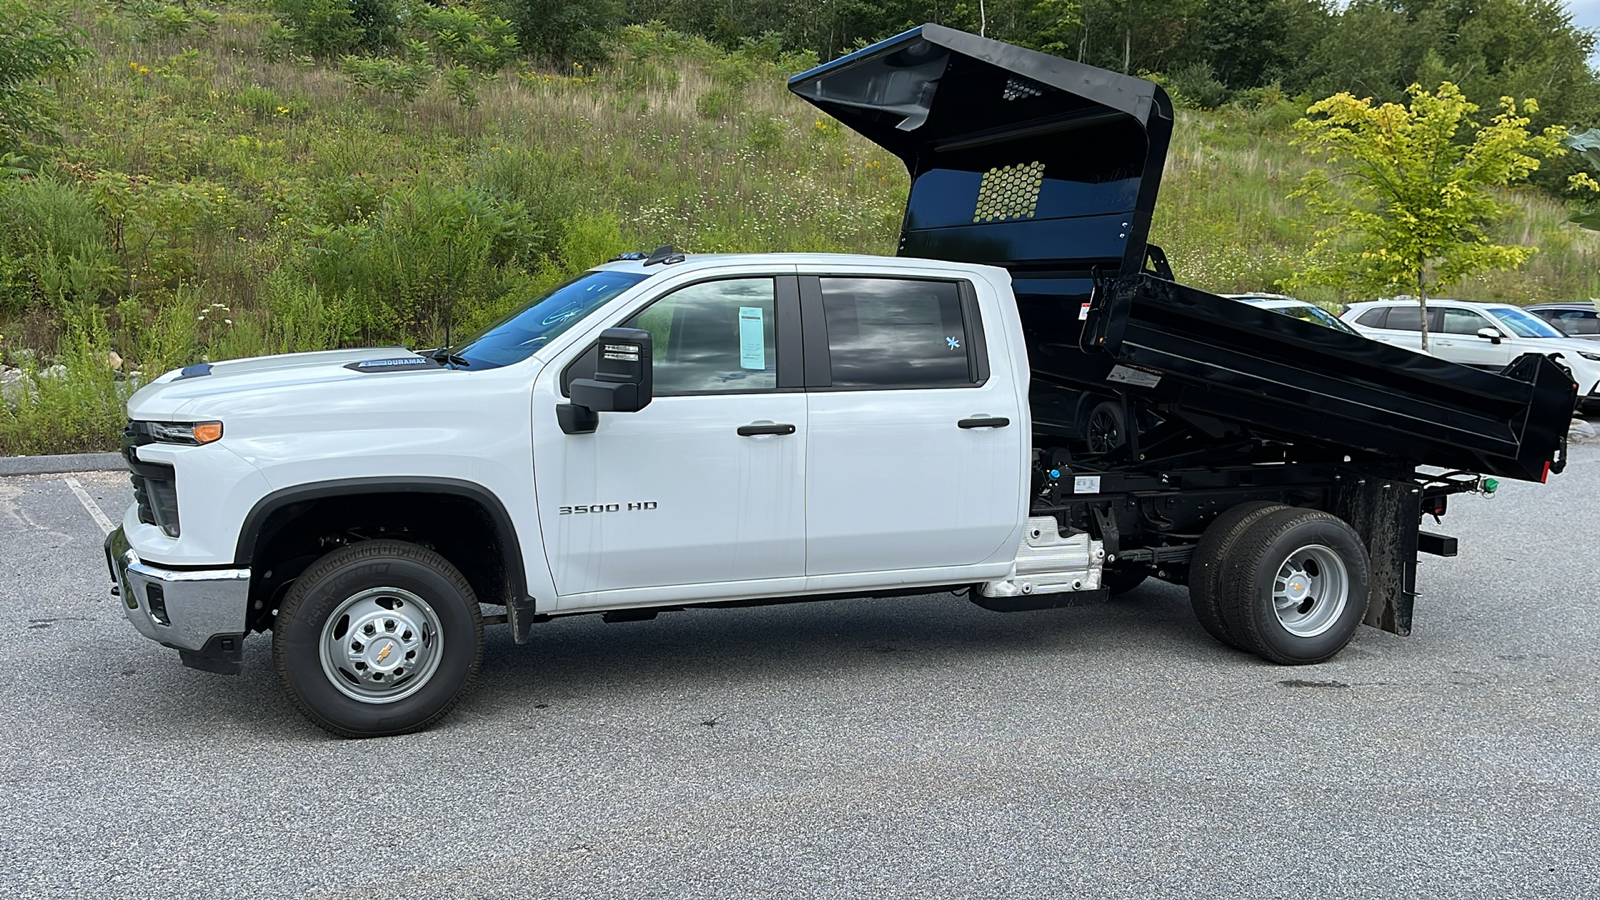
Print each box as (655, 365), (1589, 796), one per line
(739, 306), (766, 370)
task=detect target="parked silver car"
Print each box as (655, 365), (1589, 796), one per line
(1341, 298), (1600, 411)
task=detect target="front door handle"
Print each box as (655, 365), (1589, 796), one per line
(958, 416), (1010, 429)
(737, 422), (797, 436)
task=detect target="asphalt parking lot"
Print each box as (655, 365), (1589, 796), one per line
(2, 448), (1598, 899)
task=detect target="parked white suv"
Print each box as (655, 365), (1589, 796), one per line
(1341, 299), (1600, 411)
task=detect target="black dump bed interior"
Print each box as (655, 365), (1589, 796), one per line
(789, 25), (1574, 483)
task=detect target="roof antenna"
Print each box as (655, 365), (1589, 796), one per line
(643, 244), (685, 266)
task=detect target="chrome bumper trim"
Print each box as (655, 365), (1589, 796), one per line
(105, 527), (251, 652)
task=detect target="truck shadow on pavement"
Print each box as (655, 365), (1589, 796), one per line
(106, 581), (1263, 738)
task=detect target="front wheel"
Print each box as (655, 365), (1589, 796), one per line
(1216, 508), (1369, 665)
(273, 540), (483, 737)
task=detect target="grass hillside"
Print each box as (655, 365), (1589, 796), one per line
(3, 1), (1599, 453)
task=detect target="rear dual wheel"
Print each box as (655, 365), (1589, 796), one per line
(1190, 504), (1370, 665)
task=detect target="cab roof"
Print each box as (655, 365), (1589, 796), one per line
(589, 251), (1010, 278)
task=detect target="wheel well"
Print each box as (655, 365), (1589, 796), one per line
(240, 488), (519, 632)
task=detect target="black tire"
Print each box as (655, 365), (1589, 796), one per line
(1102, 566), (1149, 596)
(1084, 400), (1126, 455)
(1216, 508), (1370, 665)
(273, 539), (483, 738)
(1187, 501), (1286, 650)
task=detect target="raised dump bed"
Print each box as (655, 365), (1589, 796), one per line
(789, 24), (1574, 483)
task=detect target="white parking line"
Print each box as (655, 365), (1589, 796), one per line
(64, 477), (115, 535)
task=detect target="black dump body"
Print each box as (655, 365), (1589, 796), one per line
(789, 24), (1573, 484)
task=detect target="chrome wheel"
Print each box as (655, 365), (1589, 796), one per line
(1271, 544), (1349, 638)
(319, 586), (443, 704)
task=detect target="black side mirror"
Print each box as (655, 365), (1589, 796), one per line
(558, 328), (653, 434)
(1476, 327), (1503, 345)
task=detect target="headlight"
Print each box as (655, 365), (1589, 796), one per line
(1579, 351), (1600, 362)
(149, 421), (223, 444)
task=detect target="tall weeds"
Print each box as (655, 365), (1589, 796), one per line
(4, 4), (1599, 453)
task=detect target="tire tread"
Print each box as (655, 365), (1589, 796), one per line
(1217, 509), (1369, 665)
(1188, 501), (1285, 650)
(272, 539), (483, 738)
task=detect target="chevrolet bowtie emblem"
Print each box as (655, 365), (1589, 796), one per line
(377, 642), (393, 663)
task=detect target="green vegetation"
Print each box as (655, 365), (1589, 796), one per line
(0, 0), (90, 155)
(4, 0), (1600, 454)
(1288, 84), (1566, 350)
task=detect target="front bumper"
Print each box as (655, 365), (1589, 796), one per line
(105, 527), (252, 674)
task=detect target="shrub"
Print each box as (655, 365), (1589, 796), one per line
(495, 0), (621, 65)
(0, 176), (114, 314)
(295, 178), (542, 344)
(90, 173), (246, 290)
(0, 0), (89, 156)
(270, 0), (364, 58)
(339, 48), (432, 102)
(413, 5), (519, 72)
(1156, 62), (1232, 110)
(0, 312), (128, 455)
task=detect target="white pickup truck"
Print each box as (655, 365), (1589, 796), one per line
(105, 25), (1574, 737)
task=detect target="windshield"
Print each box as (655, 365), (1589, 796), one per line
(453, 270), (649, 369)
(1274, 304), (1358, 334)
(1488, 306), (1565, 339)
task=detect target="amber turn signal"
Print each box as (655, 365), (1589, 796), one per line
(149, 421), (224, 445)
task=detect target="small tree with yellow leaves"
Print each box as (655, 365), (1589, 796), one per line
(1287, 83), (1565, 351)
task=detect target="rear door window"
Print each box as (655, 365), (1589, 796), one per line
(1385, 306), (1424, 331)
(817, 278), (975, 389)
(1355, 308), (1389, 328)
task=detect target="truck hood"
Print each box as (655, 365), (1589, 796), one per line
(789, 23), (1172, 278)
(126, 347), (433, 420)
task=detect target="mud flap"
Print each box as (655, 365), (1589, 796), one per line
(1333, 474), (1422, 636)
(507, 595), (544, 643)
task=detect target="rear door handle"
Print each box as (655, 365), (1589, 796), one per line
(737, 422), (796, 436)
(958, 416), (1010, 429)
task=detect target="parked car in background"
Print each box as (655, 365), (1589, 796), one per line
(1224, 294), (1362, 334)
(1527, 303), (1600, 340)
(1341, 298), (1600, 411)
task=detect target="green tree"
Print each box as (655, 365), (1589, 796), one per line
(1197, 0), (1289, 89)
(1559, 128), (1600, 230)
(1288, 82), (1564, 351)
(0, 0), (88, 157)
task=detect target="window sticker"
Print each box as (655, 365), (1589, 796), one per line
(738, 306), (766, 370)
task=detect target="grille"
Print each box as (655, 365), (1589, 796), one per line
(123, 421), (181, 538)
(973, 161), (1044, 223)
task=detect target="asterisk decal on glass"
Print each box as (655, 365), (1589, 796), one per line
(946, 336), (961, 350)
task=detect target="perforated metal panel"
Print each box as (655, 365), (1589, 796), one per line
(1002, 76), (1044, 101)
(973, 161), (1044, 223)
